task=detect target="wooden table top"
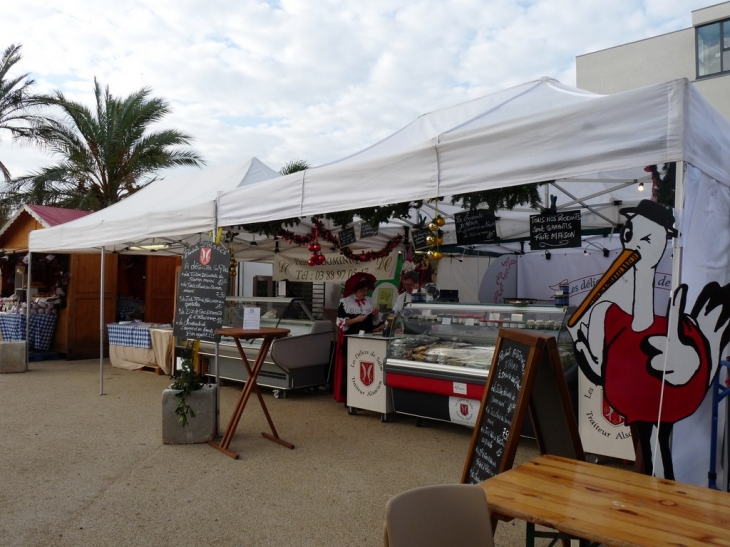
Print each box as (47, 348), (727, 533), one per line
(214, 327), (290, 340)
(478, 454), (730, 547)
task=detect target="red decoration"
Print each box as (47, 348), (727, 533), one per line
(278, 218), (403, 266)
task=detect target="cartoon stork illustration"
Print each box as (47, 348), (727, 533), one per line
(568, 199), (730, 480)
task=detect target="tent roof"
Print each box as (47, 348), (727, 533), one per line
(29, 157), (279, 254)
(216, 78), (730, 228)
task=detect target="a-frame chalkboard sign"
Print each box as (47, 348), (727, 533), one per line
(461, 329), (583, 485)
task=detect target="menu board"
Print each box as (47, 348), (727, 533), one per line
(455, 209), (497, 245)
(360, 222), (379, 238)
(462, 333), (535, 484)
(529, 210), (581, 249)
(338, 226), (356, 247)
(461, 331), (583, 485)
(173, 242), (230, 342)
(412, 228), (430, 250)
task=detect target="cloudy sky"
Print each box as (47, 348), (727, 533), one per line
(1, 0), (713, 179)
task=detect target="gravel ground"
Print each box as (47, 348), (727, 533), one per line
(0, 359), (543, 547)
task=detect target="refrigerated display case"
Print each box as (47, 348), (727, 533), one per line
(384, 302), (574, 427)
(200, 297), (334, 398)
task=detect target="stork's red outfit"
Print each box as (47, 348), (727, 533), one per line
(603, 304), (710, 424)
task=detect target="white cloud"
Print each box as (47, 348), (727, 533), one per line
(0, 0), (715, 179)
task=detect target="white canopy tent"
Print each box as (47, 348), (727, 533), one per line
(214, 78), (730, 488)
(216, 77), (730, 228)
(25, 77), (730, 486)
(29, 157), (280, 255)
(25, 157), (281, 397)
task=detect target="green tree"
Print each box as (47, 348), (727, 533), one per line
(279, 159), (309, 175)
(0, 44), (53, 224)
(0, 44), (50, 183)
(3, 78), (204, 211)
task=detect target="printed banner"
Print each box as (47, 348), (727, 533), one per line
(578, 370), (635, 460)
(273, 251), (398, 282)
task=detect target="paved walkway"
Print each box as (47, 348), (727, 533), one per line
(0, 359), (538, 546)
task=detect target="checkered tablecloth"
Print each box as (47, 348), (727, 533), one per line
(107, 323), (154, 348)
(0, 313), (57, 350)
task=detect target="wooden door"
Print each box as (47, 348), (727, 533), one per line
(65, 253), (117, 360)
(145, 255), (179, 324)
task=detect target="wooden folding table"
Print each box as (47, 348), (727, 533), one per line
(209, 327), (293, 459)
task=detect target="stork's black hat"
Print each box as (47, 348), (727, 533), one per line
(619, 199), (678, 237)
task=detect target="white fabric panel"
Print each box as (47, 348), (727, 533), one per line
(30, 158), (279, 253)
(217, 147), (439, 225)
(686, 86), (730, 189)
(437, 81), (685, 197)
(218, 171), (306, 226)
(517, 242), (672, 314)
(673, 166), (730, 487)
(218, 79), (728, 230)
(31, 202), (215, 252)
(436, 255), (494, 304)
(320, 78), (596, 167)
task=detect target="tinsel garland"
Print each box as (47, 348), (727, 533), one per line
(340, 234), (403, 262)
(278, 217), (402, 263)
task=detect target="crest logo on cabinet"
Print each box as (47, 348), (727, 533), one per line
(449, 397), (477, 426)
(360, 361), (374, 387)
(199, 247), (212, 265)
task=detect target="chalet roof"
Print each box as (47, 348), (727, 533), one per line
(0, 204), (92, 246)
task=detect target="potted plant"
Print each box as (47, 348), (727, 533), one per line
(162, 341), (216, 444)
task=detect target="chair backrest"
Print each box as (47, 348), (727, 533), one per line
(384, 484), (494, 547)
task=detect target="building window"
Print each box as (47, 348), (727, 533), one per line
(697, 19), (730, 77)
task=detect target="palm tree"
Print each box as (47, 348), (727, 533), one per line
(4, 78), (204, 211)
(279, 159), (309, 175)
(0, 43), (51, 183)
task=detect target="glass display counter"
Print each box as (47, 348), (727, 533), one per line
(384, 302), (573, 427)
(199, 297), (334, 397)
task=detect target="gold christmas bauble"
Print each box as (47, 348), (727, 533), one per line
(431, 251), (443, 260)
(435, 216), (445, 227)
(428, 222), (438, 232)
(436, 237), (443, 245)
(426, 235), (436, 245)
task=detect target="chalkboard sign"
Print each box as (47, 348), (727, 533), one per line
(412, 228), (430, 250)
(529, 210), (581, 249)
(461, 331), (583, 485)
(359, 222), (379, 238)
(173, 242), (230, 342)
(455, 209), (497, 245)
(338, 226), (356, 247)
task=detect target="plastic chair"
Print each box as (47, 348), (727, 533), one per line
(384, 484), (495, 547)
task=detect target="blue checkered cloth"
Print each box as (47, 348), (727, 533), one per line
(107, 323), (153, 348)
(0, 313), (57, 350)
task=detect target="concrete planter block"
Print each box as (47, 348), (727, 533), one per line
(0, 341), (27, 373)
(162, 384), (217, 444)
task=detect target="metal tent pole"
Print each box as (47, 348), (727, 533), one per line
(26, 253), (31, 364)
(100, 248), (106, 395)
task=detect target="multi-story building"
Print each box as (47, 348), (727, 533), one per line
(577, 2), (730, 120)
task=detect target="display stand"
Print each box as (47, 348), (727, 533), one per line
(345, 334), (393, 422)
(209, 327), (293, 459)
